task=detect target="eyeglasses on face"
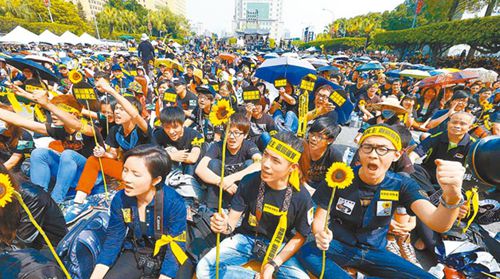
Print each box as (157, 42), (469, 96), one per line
(359, 144), (397, 156)
(228, 131), (245, 138)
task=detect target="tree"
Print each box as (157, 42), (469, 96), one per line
(97, 6), (120, 35)
(76, 1), (86, 21)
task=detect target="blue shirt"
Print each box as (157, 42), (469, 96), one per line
(313, 166), (427, 250)
(97, 185), (186, 277)
(428, 109), (449, 134)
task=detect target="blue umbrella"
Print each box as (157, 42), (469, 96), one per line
(356, 62), (384, 72)
(5, 57), (59, 82)
(386, 70), (401, 78)
(309, 76), (354, 124)
(263, 53), (279, 59)
(255, 56), (316, 85)
(317, 65), (340, 73)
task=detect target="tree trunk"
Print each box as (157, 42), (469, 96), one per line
(448, 0), (460, 21)
(466, 45), (476, 61)
(484, 0), (497, 16)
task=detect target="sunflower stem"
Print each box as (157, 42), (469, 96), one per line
(319, 186), (336, 279)
(215, 119), (231, 279)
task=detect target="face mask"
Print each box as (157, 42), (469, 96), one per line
(382, 109), (395, 119)
(237, 76), (243, 82)
(0, 120), (7, 134)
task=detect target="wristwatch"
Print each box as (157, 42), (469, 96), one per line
(268, 259), (280, 275)
(439, 195), (465, 209)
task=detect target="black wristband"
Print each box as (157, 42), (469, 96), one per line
(268, 259), (280, 274)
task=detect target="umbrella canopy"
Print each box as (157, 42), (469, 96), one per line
(305, 58), (329, 68)
(356, 62), (384, 71)
(218, 53), (236, 63)
(281, 52), (299, 58)
(38, 30), (61, 45)
(155, 58), (184, 72)
(24, 55), (56, 65)
(332, 55), (350, 61)
(263, 53), (279, 59)
(118, 35), (134, 40)
(317, 65), (340, 74)
(255, 56), (316, 85)
(0, 26), (39, 44)
(416, 71), (479, 88)
(4, 56), (59, 82)
(463, 68), (498, 83)
(59, 31), (82, 45)
(386, 70), (401, 78)
(79, 32), (101, 45)
(399, 69), (431, 79)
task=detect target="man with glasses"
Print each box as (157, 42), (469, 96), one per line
(298, 124), (466, 278)
(195, 113), (262, 210)
(306, 85), (339, 124)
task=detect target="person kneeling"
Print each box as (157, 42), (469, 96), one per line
(196, 132), (313, 279)
(90, 145), (187, 279)
(297, 124), (466, 279)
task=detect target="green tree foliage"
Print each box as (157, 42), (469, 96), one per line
(0, 15), (84, 34)
(0, 0), (87, 26)
(373, 16), (500, 60)
(301, 37), (367, 52)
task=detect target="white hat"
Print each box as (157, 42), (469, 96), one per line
(367, 95), (408, 114)
(141, 33), (149, 41)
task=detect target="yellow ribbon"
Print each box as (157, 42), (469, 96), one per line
(462, 187), (479, 234)
(33, 105), (47, 122)
(153, 232), (188, 265)
(6, 92), (23, 113)
(267, 137), (301, 163)
(262, 204), (288, 266)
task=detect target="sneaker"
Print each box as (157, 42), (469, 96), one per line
(397, 234), (421, 267)
(386, 234), (401, 256)
(64, 201), (92, 225)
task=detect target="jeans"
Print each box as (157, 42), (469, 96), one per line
(273, 110), (298, 134)
(196, 233), (309, 279)
(297, 239), (434, 279)
(30, 148), (87, 203)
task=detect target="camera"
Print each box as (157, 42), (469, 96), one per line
(252, 239), (268, 260)
(467, 136), (500, 186)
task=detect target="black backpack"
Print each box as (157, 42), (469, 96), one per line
(0, 248), (65, 279)
(185, 205), (217, 264)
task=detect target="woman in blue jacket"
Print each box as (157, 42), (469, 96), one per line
(90, 145), (187, 279)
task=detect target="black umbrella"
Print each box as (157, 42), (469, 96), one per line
(5, 57), (60, 82)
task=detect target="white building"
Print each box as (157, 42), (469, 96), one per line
(232, 0), (284, 40)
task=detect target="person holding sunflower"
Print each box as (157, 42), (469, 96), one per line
(195, 113), (262, 211)
(196, 131), (312, 279)
(298, 123), (466, 278)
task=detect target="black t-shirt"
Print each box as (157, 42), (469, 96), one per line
(152, 126), (203, 151)
(231, 172), (313, 241)
(205, 140), (260, 208)
(249, 114), (277, 141)
(106, 124), (151, 152)
(97, 113), (116, 140)
(0, 130), (34, 171)
(46, 123), (97, 158)
(190, 106), (222, 143)
(347, 83), (366, 102)
(178, 90), (198, 111)
(306, 144), (343, 188)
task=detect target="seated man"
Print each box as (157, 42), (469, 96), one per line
(409, 111), (475, 192)
(196, 132), (312, 279)
(153, 106), (204, 176)
(298, 124), (466, 278)
(195, 113), (261, 210)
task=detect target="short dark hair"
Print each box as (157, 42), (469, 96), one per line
(229, 113), (251, 135)
(309, 117), (341, 141)
(111, 96), (142, 113)
(272, 131), (304, 155)
(316, 84), (334, 95)
(123, 144), (172, 187)
(391, 124), (411, 149)
(160, 106), (185, 125)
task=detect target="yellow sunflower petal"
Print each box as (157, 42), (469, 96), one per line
(0, 173), (15, 208)
(68, 69), (83, 84)
(209, 99), (235, 126)
(325, 162), (355, 189)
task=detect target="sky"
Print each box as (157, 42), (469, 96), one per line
(187, 0), (404, 37)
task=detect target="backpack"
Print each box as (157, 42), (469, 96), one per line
(0, 248), (64, 279)
(185, 205), (217, 264)
(56, 211), (109, 279)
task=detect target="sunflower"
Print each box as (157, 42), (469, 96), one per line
(68, 69), (83, 84)
(0, 173), (14, 208)
(209, 99), (235, 126)
(325, 162), (355, 189)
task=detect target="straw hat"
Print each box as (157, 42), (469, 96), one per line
(367, 95), (408, 114)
